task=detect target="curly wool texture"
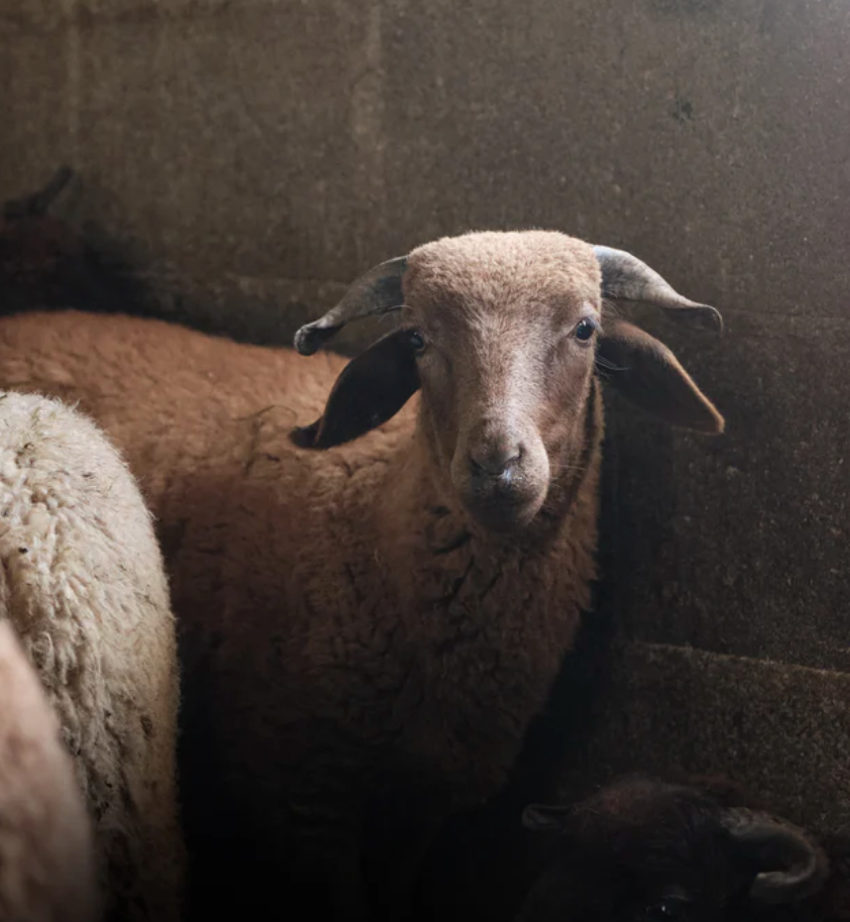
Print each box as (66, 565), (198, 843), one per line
(0, 392), (184, 922)
(0, 618), (99, 922)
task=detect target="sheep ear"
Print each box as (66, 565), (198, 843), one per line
(596, 318), (724, 435)
(291, 328), (420, 449)
(522, 803), (573, 834)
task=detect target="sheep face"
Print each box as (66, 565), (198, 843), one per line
(516, 776), (829, 922)
(292, 230), (724, 534)
(399, 232), (602, 532)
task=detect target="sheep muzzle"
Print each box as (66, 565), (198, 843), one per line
(450, 418), (550, 533)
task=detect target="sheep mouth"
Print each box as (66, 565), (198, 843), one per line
(461, 486), (544, 533)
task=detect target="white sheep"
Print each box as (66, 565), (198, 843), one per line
(0, 391), (184, 922)
(0, 230), (723, 920)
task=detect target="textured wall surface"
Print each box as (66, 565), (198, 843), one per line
(2, 0), (849, 905)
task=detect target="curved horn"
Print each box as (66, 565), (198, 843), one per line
(593, 245), (723, 334)
(293, 256), (408, 356)
(3, 165), (73, 220)
(722, 809), (829, 905)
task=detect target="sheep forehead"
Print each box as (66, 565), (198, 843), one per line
(577, 779), (720, 837)
(403, 230), (601, 326)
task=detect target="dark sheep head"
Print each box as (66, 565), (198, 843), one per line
(516, 775), (833, 922)
(0, 166), (140, 315)
(292, 231), (724, 534)
(0, 167), (82, 284)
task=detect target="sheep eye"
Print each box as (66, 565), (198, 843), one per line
(643, 895), (690, 920)
(573, 317), (599, 344)
(408, 330), (427, 353)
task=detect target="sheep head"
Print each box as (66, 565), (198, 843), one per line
(292, 230), (724, 534)
(516, 775), (830, 921)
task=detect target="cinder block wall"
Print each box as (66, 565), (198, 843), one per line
(2, 0), (849, 838)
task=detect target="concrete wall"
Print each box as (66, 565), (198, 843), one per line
(3, 0), (849, 871)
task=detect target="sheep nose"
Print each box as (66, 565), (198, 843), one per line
(468, 442), (523, 480)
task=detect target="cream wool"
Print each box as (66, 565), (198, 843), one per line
(0, 392), (184, 922)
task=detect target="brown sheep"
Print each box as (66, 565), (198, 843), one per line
(517, 773), (849, 921)
(0, 230), (723, 920)
(0, 391), (185, 922)
(0, 617), (100, 922)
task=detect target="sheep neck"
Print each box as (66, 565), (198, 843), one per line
(367, 382), (603, 799)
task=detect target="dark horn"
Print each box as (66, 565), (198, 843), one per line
(293, 255), (408, 356)
(722, 809), (829, 905)
(593, 245), (723, 334)
(2, 166), (74, 221)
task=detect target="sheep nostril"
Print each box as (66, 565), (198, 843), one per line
(468, 445), (523, 480)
